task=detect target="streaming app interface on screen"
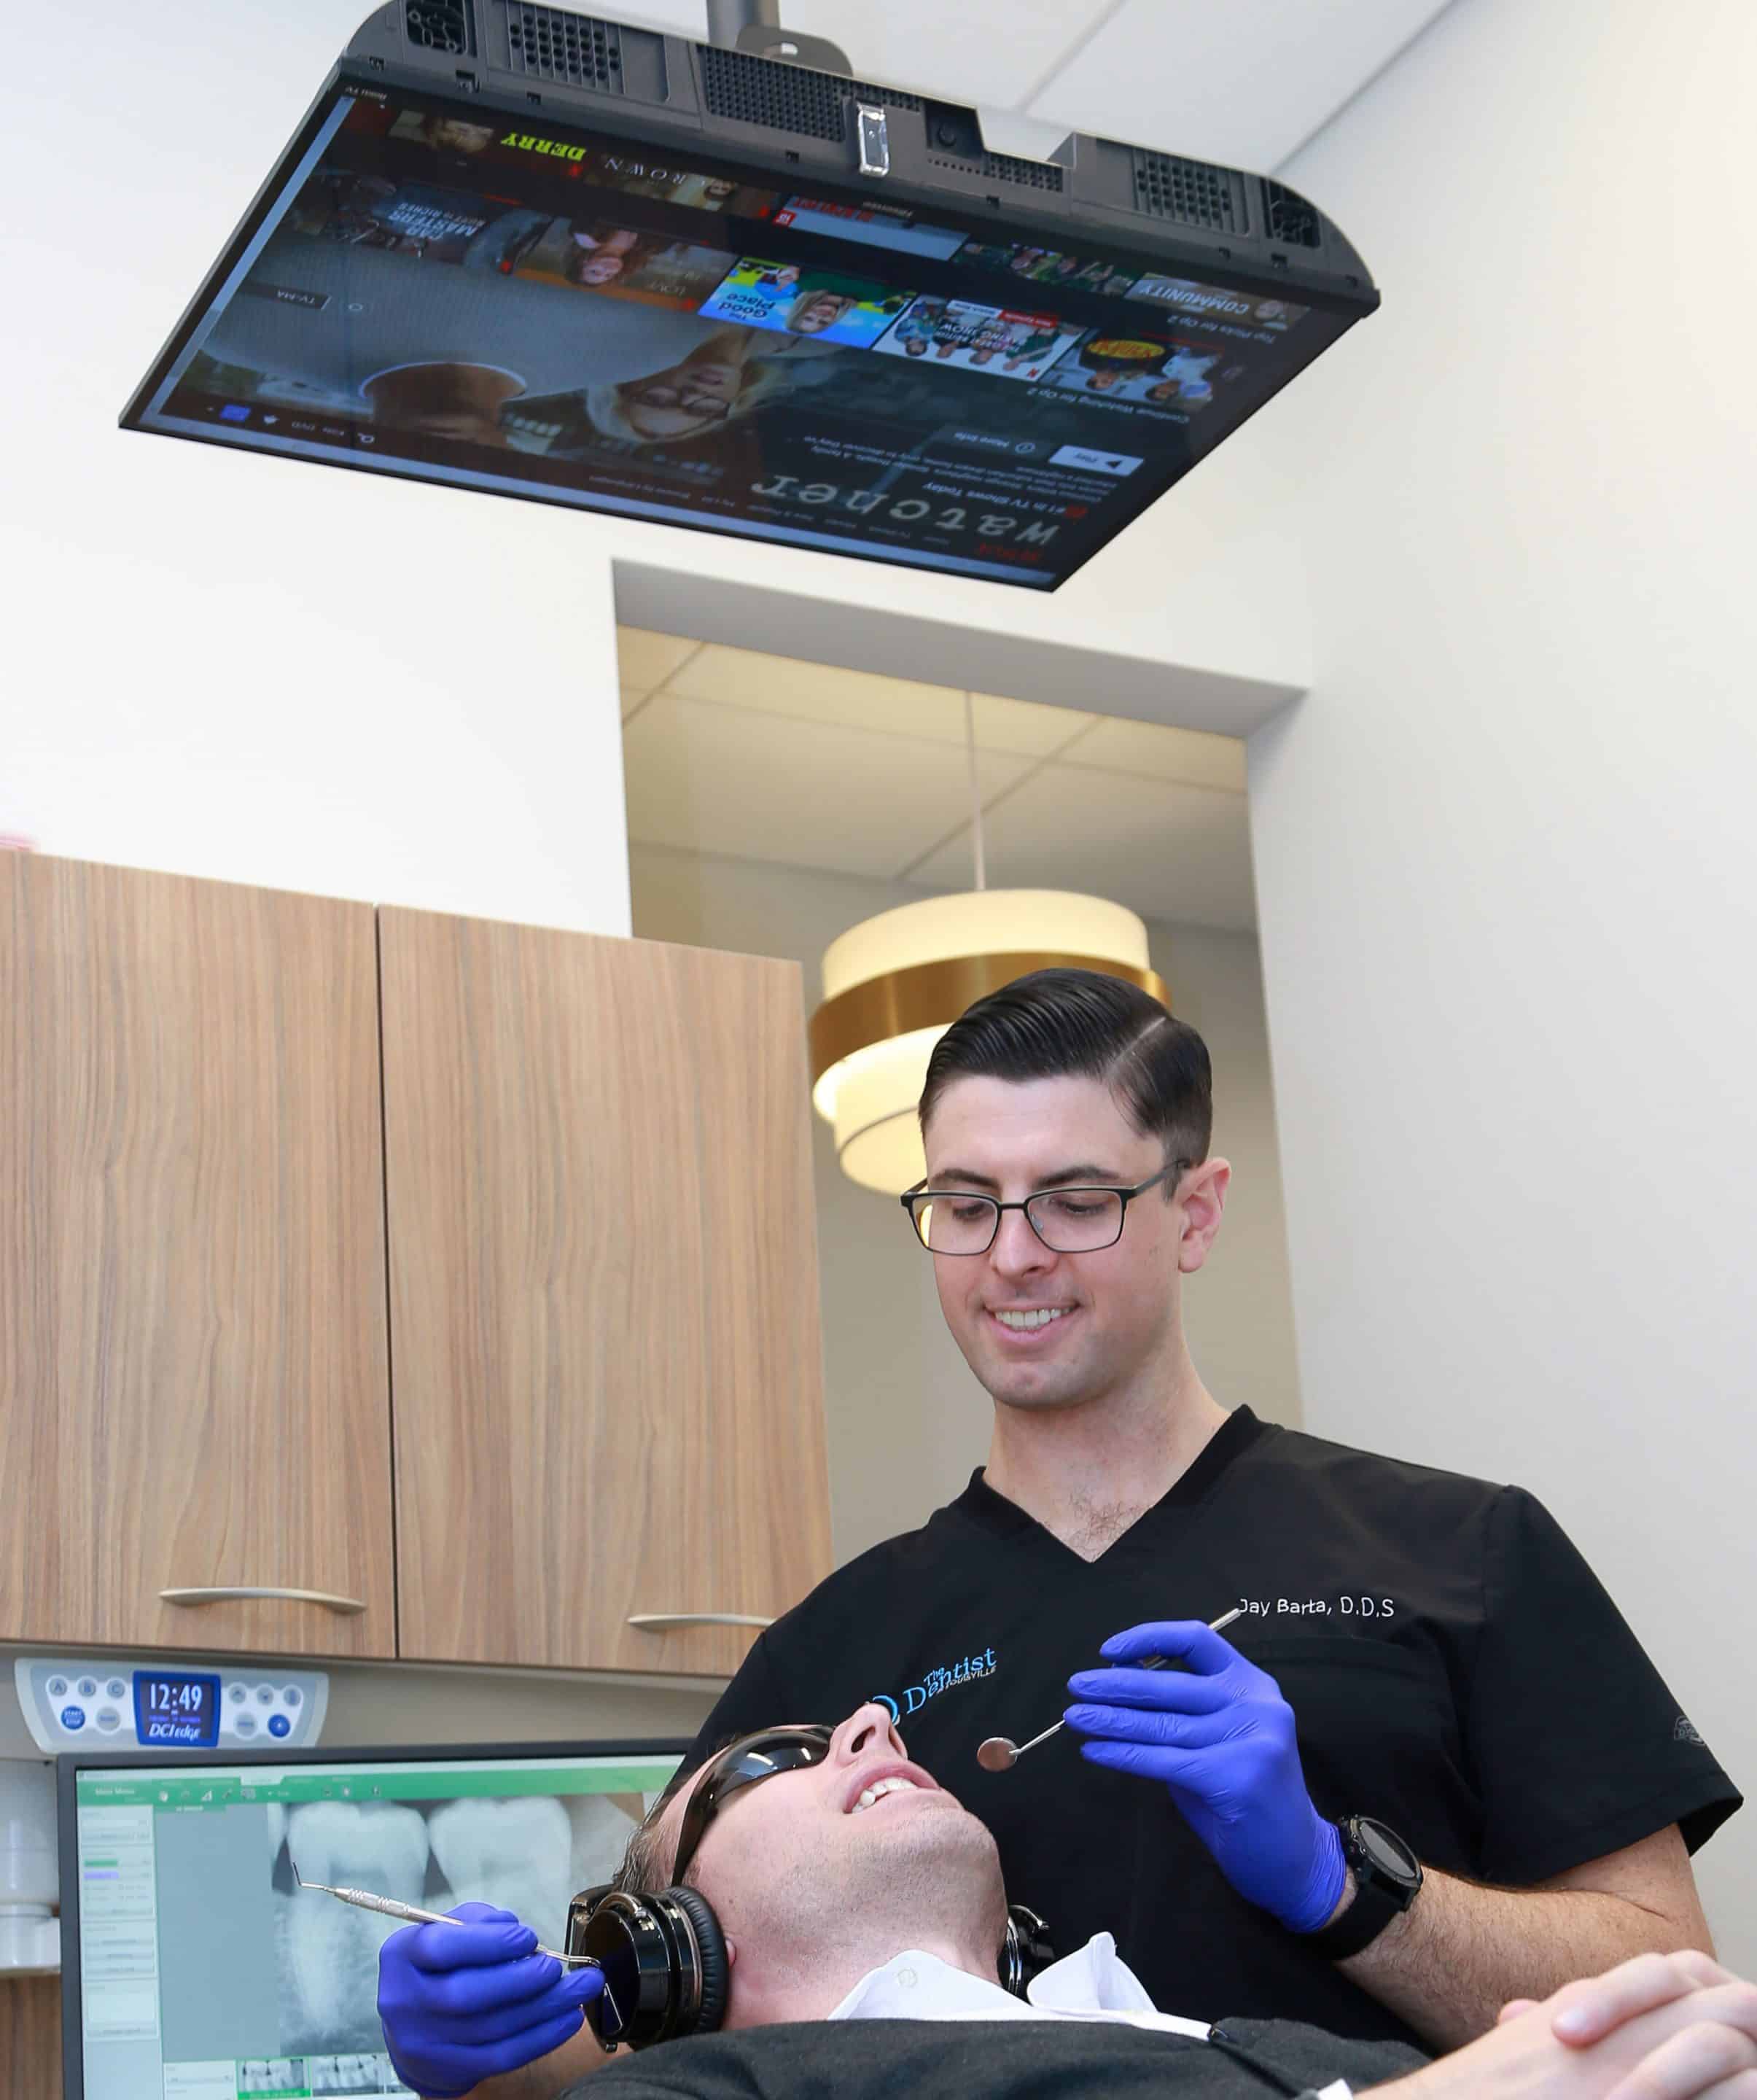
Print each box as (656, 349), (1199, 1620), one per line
(72, 1752), (681, 2100)
(129, 85), (1344, 588)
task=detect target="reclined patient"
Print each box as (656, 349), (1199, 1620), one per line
(378, 1703), (1756, 2100)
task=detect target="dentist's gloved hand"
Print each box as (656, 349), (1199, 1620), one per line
(1065, 1619), (1347, 1936)
(378, 1902), (603, 2099)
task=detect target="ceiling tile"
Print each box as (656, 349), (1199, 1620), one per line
(1026, 0), (1455, 175)
(664, 645), (968, 739)
(663, 646), (1093, 756)
(908, 764), (1256, 930)
(620, 685), (651, 720)
(623, 694), (1032, 879)
(971, 691), (1096, 758)
(1061, 718), (1246, 792)
(616, 626), (702, 693)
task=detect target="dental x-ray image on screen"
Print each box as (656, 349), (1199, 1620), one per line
(270, 1792), (629, 2059)
(60, 1743), (687, 2100)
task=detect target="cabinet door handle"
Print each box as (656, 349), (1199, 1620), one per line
(160, 1586), (367, 1615)
(626, 1612), (775, 1632)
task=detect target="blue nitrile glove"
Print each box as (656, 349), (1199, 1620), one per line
(377, 1902), (604, 2099)
(1065, 1620), (1347, 1935)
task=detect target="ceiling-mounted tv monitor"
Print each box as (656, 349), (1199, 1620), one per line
(121, 2), (1380, 589)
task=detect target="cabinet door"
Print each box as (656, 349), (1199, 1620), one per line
(380, 910), (833, 1678)
(0, 1979), (60, 2100)
(0, 855), (395, 1657)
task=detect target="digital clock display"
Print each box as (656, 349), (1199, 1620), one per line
(134, 1671), (221, 1748)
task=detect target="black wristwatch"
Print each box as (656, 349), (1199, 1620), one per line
(1297, 1816), (1423, 1961)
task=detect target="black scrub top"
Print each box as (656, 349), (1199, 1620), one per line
(687, 1408), (1740, 2048)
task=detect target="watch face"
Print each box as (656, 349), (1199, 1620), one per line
(1356, 1819), (1419, 1883)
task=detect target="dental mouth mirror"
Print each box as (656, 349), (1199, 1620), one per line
(976, 1606), (1247, 1774)
(292, 1862), (621, 2029)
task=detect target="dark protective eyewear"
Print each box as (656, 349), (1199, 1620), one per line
(669, 1725), (834, 1886)
(900, 1159), (1190, 1256)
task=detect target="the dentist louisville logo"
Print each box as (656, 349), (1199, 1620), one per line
(873, 1647), (997, 1722)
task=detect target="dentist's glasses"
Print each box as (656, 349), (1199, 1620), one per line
(902, 1159), (1188, 1256)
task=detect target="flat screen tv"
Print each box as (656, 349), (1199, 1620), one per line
(121, 3), (1379, 589)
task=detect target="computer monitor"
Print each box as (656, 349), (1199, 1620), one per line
(58, 1738), (689, 2100)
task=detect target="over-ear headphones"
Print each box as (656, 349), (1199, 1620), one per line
(998, 1902), (1054, 1997)
(567, 1884), (1055, 2050)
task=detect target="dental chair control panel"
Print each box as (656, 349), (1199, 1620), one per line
(15, 1657), (329, 1751)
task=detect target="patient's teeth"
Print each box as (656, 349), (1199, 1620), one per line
(284, 1801), (431, 2050)
(853, 1776), (920, 1813)
(564, 1793), (642, 1891)
(429, 1797), (574, 1951)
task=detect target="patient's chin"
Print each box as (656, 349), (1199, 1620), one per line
(858, 1805), (1005, 1918)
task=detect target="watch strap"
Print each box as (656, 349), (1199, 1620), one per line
(1298, 1818), (1421, 1961)
(1298, 1870), (1405, 1960)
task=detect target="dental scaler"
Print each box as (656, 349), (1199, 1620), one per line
(292, 1862), (621, 2027)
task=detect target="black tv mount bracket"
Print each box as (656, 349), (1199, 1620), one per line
(705, 0), (892, 168)
(704, 0), (854, 81)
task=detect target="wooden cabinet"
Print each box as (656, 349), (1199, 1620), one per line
(0, 1979), (60, 2100)
(0, 855), (396, 1657)
(2, 859), (831, 1680)
(379, 908), (833, 1679)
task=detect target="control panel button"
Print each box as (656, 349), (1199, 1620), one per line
(46, 1676), (69, 1700)
(268, 1714), (292, 1739)
(61, 1706), (87, 1732)
(256, 1685), (275, 1706)
(77, 1676), (99, 1700)
(227, 1682), (247, 1705)
(106, 1678), (128, 1701)
(284, 1687), (303, 1708)
(96, 1709), (122, 1732)
(233, 1714), (257, 1738)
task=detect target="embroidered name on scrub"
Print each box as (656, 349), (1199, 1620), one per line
(874, 1648), (997, 1720)
(1234, 1597), (1397, 1618)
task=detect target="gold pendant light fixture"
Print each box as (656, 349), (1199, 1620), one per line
(809, 697), (1169, 1194)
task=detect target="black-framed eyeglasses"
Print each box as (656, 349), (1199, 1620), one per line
(669, 1726), (833, 1885)
(900, 1159), (1189, 1257)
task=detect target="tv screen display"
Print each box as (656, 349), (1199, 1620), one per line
(122, 78), (1366, 589)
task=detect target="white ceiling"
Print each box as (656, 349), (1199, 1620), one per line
(601, 4), (1457, 934)
(619, 629), (1256, 930)
(617, 0), (1456, 174)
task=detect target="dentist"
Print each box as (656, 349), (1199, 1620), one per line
(378, 969), (1739, 2092)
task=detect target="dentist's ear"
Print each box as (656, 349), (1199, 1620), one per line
(1174, 1156), (1231, 1272)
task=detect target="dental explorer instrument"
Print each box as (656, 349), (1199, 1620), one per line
(292, 1862), (622, 2030)
(975, 1605), (1247, 1773)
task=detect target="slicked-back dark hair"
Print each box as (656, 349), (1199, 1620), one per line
(919, 968), (1211, 1170)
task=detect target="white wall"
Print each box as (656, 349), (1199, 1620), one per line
(628, 841), (1300, 1563)
(0, 0), (1313, 930)
(1165, 922), (1302, 1423)
(1239, 0), (1757, 1960)
(1, 4), (633, 933)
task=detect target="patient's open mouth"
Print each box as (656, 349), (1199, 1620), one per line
(842, 1762), (936, 1816)
(851, 1776), (920, 1814)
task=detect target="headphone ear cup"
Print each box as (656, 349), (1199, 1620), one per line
(665, 1886), (731, 2037)
(1001, 1902), (1054, 1996)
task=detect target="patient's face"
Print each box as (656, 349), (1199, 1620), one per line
(653, 1703), (1005, 2018)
